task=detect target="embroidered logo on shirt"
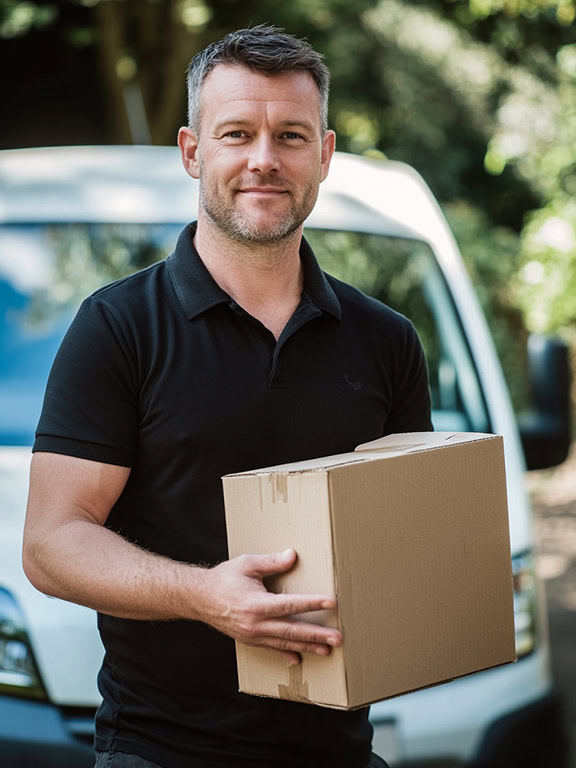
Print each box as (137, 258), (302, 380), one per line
(344, 375), (364, 391)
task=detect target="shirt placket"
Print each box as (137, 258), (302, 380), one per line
(227, 298), (322, 389)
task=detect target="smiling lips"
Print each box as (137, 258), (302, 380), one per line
(239, 187), (288, 194)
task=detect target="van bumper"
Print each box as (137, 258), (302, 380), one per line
(0, 695), (95, 768)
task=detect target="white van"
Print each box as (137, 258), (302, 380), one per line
(0, 146), (571, 767)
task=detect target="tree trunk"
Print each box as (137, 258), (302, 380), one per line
(94, 0), (133, 144)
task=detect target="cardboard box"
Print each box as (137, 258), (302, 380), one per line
(222, 432), (516, 710)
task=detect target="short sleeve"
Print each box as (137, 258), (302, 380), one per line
(384, 320), (433, 435)
(33, 297), (139, 467)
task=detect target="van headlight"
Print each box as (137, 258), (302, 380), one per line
(512, 552), (538, 659)
(0, 587), (47, 699)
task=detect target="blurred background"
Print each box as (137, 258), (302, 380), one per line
(1, 0), (575, 761)
(1, 0), (575, 405)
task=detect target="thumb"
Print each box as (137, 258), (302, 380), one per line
(246, 548), (297, 578)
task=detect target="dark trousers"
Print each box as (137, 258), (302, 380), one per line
(95, 750), (390, 768)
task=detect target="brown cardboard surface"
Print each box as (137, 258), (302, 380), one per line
(329, 438), (515, 707)
(222, 432), (516, 709)
(222, 472), (348, 706)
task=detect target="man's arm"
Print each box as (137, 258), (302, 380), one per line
(23, 453), (340, 664)
(384, 318), (433, 435)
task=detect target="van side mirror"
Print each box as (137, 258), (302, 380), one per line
(519, 334), (572, 471)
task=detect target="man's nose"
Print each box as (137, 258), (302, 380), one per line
(246, 135), (280, 174)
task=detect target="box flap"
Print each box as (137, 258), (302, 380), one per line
(355, 432), (497, 455)
(223, 451), (374, 478)
(223, 434), (501, 480)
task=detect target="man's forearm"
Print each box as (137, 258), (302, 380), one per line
(23, 454), (340, 661)
(23, 518), (208, 620)
(23, 519), (342, 661)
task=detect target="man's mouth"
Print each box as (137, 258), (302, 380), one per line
(239, 187), (288, 195)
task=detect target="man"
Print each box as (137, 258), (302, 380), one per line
(23, 25), (432, 768)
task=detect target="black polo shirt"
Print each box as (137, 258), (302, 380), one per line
(34, 222), (432, 768)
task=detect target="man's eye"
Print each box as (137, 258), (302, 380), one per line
(225, 131), (246, 139)
(282, 132), (304, 140)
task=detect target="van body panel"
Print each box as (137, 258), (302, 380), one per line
(0, 449), (103, 705)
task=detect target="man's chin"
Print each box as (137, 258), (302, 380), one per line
(214, 215), (303, 245)
(229, 226), (300, 245)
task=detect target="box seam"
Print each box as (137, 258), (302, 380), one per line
(327, 470), (351, 708)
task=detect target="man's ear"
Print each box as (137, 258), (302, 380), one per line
(178, 127), (200, 179)
(320, 130), (336, 183)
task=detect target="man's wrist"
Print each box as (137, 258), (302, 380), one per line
(171, 560), (213, 622)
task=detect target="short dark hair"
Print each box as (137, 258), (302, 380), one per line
(186, 24), (330, 134)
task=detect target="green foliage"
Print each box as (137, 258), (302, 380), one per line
(464, 0), (575, 23)
(514, 200), (576, 339)
(0, 1), (56, 37)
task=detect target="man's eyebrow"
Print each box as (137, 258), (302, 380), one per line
(278, 120), (316, 132)
(213, 118), (316, 133)
(213, 119), (252, 132)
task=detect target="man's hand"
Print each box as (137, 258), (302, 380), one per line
(196, 548), (341, 665)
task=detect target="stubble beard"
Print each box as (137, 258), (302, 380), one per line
(199, 168), (320, 246)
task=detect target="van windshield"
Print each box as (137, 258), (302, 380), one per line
(0, 224), (489, 446)
(0, 223), (177, 446)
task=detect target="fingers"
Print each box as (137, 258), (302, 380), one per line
(241, 548), (297, 578)
(260, 619), (341, 648)
(278, 650), (302, 665)
(254, 636), (335, 657)
(233, 551), (336, 614)
(238, 615), (341, 658)
(259, 592), (336, 616)
(227, 598), (341, 656)
(209, 552), (340, 658)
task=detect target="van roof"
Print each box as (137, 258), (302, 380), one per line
(0, 146), (442, 244)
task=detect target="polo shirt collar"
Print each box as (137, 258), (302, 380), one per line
(167, 222), (342, 321)
(167, 223), (229, 319)
(298, 234), (342, 320)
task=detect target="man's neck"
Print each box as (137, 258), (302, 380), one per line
(193, 216), (304, 339)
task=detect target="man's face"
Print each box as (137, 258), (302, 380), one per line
(179, 64), (335, 245)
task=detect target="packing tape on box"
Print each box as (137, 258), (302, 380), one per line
(269, 474), (289, 504)
(278, 662), (310, 702)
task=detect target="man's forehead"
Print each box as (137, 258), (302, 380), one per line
(201, 63), (320, 106)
